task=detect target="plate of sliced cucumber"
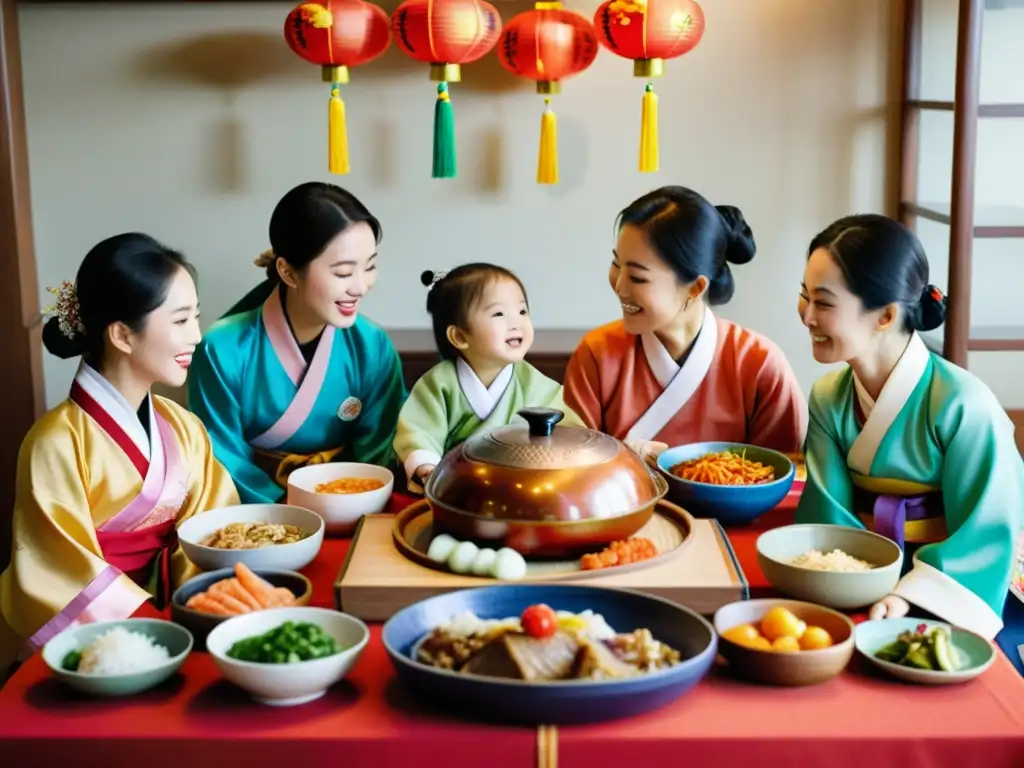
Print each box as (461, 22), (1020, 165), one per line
(854, 618), (996, 685)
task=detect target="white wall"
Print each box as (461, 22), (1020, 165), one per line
(18, 1), (1014, 410)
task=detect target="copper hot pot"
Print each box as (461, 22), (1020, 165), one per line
(423, 408), (669, 557)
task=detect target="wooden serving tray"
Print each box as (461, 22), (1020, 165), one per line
(335, 502), (749, 621)
(392, 499), (693, 582)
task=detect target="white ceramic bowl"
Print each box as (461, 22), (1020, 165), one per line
(42, 619), (193, 697)
(287, 462), (394, 534)
(206, 606), (369, 706)
(177, 504), (325, 572)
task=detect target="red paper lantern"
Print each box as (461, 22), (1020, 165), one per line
(593, 0), (704, 75)
(391, 0), (502, 82)
(284, 1), (392, 174)
(593, 0), (706, 172)
(391, 0), (503, 179)
(497, 1), (599, 184)
(498, 2), (598, 92)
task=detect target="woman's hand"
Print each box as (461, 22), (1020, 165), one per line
(414, 464), (436, 482)
(625, 438), (669, 460)
(869, 594), (910, 621)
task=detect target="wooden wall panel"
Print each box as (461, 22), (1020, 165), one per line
(0, 0), (45, 573)
(1009, 410), (1024, 455)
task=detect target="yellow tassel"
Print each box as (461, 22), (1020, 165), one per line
(537, 98), (558, 185)
(328, 85), (350, 175)
(639, 81), (658, 173)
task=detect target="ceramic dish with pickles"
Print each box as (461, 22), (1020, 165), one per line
(854, 618), (996, 685)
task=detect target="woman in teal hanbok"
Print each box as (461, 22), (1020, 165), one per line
(187, 183), (407, 504)
(796, 214), (1023, 644)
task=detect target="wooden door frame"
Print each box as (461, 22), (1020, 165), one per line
(0, 0), (44, 571)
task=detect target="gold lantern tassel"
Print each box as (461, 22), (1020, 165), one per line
(537, 98), (558, 185)
(329, 84), (350, 175)
(639, 81), (659, 173)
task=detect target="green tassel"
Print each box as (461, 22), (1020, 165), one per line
(432, 82), (456, 179)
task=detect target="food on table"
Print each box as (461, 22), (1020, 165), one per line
(61, 626), (171, 675)
(426, 533), (528, 580)
(200, 521), (309, 550)
(314, 477), (386, 494)
(788, 548), (875, 572)
(873, 623), (962, 672)
(226, 620), (346, 664)
(184, 562), (299, 616)
(580, 537), (658, 570)
(416, 604), (681, 681)
(668, 450), (776, 485)
(720, 606), (834, 653)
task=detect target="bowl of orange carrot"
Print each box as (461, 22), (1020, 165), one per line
(171, 562), (312, 648)
(655, 442), (795, 526)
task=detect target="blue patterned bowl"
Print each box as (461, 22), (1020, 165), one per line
(382, 584), (717, 725)
(655, 442), (795, 526)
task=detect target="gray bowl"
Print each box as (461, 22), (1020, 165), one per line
(756, 524), (903, 609)
(171, 567), (313, 649)
(42, 619), (193, 697)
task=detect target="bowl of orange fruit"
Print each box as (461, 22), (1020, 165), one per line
(713, 599), (855, 686)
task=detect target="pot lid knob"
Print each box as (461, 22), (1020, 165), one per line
(518, 407), (564, 438)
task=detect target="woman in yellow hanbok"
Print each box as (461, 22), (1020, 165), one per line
(0, 233), (239, 674)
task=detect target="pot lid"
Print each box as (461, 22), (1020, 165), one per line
(462, 407), (620, 470)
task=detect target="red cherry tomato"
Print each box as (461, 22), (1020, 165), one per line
(521, 604), (558, 639)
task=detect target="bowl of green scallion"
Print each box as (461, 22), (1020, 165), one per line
(205, 606), (369, 706)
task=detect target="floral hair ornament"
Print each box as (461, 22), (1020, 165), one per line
(44, 280), (85, 339)
(254, 249), (277, 269)
(927, 285), (945, 303)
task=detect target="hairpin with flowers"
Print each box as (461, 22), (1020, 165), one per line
(44, 280), (85, 339)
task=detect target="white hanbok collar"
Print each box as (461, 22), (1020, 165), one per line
(626, 307), (718, 444)
(75, 361), (157, 461)
(457, 357), (514, 421)
(847, 333), (930, 475)
(639, 307), (718, 390)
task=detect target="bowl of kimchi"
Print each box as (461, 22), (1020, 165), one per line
(655, 442), (794, 526)
(287, 462), (394, 535)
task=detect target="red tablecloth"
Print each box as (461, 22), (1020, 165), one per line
(3, 494), (1024, 768)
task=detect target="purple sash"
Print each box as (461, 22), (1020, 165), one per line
(871, 493), (942, 550)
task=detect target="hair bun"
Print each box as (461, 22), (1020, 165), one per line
(420, 270), (436, 287)
(42, 316), (87, 360)
(715, 205), (756, 265)
(915, 284), (947, 332)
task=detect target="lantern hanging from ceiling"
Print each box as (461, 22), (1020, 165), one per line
(593, 0), (705, 173)
(284, 1), (392, 175)
(391, 0), (503, 179)
(498, 2), (599, 185)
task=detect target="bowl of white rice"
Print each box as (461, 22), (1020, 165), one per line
(756, 524), (903, 609)
(42, 619), (193, 697)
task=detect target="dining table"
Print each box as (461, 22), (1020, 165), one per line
(2, 491), (1023, 768)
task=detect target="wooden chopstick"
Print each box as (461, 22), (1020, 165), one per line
(536, 724), (558, 768)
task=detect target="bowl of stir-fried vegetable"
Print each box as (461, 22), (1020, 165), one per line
(854, 618), (996, 685)
(206, 606), (369, 705)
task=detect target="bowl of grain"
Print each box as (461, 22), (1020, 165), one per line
(177, 503), (325, 572)
(756, 524), (903, 609)
(286, 462), (394, 535)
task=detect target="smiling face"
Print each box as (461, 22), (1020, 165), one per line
(109, 265), (202, 389)
(285, 221), (378, 329)
(454, 276), (534, 368)
(798, 247), (894, 364)
(609, 224), (701, 335)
